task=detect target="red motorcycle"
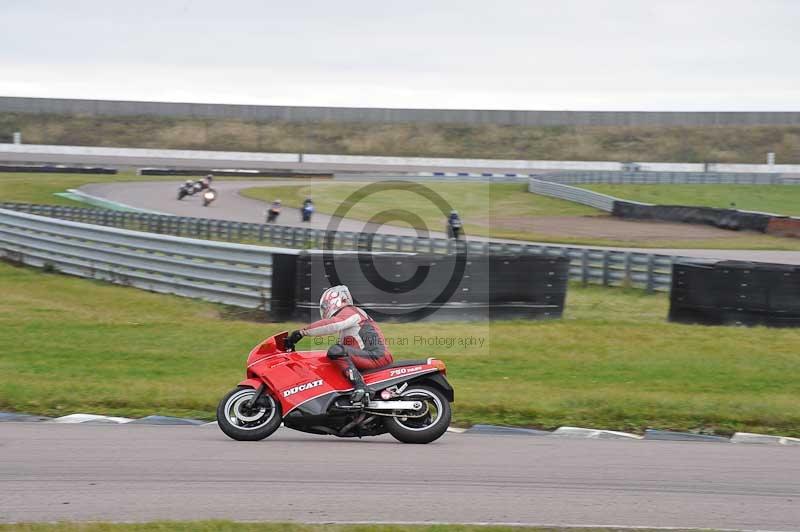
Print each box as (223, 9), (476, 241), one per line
(217, 331), (453, 444)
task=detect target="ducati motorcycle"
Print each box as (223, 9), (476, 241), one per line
(217, 331), (454, 444)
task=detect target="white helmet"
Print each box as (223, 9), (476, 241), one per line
(319, 285), (353, 319)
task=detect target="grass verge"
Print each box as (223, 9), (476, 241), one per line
(2, 262), (799, 436)
(583, 184), (800, 216)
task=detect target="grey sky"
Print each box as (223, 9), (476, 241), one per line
(1, 0), (798, 110)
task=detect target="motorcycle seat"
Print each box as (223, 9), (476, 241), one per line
(362, 359), (430, 375)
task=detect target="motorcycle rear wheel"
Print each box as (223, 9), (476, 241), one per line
(217, 386), (282, 441)
(384, 385), (451, 444)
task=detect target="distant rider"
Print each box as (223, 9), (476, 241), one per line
(447, 210), (463, 239)
(266, 199), (281, 222)
(301, 197), (314, 222)
(285, 285), (393, 406)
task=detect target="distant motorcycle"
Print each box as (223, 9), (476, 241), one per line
(447, 219), (462, 240)
(177, 180), (195, 200)
(301, 202), (314, 222)
(266, 201), (282, 223)
(202, 188), (217, 207)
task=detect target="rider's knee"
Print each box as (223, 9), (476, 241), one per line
(327, 343), (347, 359)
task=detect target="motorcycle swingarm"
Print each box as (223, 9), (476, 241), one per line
(365, 400), (423, 410)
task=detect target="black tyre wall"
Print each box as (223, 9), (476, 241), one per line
(670, 260), (800, 327)
(293, 252), (569, 322)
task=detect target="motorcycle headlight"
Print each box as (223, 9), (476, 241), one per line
(203, 191), (215, 200)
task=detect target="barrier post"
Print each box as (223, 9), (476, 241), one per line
(646, 255), (656, 292)
(602, 251), (611, 286)
(581, 249), (589, 285)
(624, 252), (632, 287)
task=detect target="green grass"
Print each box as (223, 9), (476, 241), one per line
(4, 111), (800, 164)
(0, 522), (712, 532)
(584, 184), (800, 216)
(241, 182), (800, 250)
(2, 262), (800, 436)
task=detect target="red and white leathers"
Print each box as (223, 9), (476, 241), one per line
(300, 305), (393, 370)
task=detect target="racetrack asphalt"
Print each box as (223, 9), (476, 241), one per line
(79, 180), (800, 264)
(1, 423), (799, 529)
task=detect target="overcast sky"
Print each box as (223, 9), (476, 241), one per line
(1, 0), (798, 111)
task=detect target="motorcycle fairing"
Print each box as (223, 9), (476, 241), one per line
(240, 332), (449, 416)
(244, 351), (353, 415)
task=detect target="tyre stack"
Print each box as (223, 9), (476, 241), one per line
(670, 260), (800, 327)
(292, 251), (569, 322)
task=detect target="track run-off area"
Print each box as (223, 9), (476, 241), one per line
(2, 422), (800, 530)
(79, 179), (800, 264)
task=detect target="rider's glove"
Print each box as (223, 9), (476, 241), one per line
(285, 330), (304, 351)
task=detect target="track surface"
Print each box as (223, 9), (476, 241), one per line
(80, 180), (800, 264)
(1, 423), (799, 529)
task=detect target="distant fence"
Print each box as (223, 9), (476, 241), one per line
(0, 202), (677, 292)
(3, 96), (800, 126)
(535, 171), (790, 185)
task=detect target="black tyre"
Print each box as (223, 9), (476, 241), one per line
(217, 386), (282, 441)
(384, 385), (451, 444)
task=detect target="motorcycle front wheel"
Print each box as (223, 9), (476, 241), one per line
(384, 385), (451, 444)
(217, 386), (282, 441)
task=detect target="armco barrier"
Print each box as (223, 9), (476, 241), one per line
(0, 208), (283, 309)
(528, 178), (617, 212)
(670, 260), (800, 327)
(529, 176), (789, 235)
(0, 202), (676, 292)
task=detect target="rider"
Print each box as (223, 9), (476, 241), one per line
(301, 197), (314, 221)
(285, 285), (393, 406)
(447, 210), (462, 239)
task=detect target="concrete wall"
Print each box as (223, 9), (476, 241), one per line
(2, 96), (800, 126)
(5, 143), (800, 175)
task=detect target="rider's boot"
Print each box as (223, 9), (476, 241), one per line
(345, 365), (369, 407)
(327, 344), (370, 407)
